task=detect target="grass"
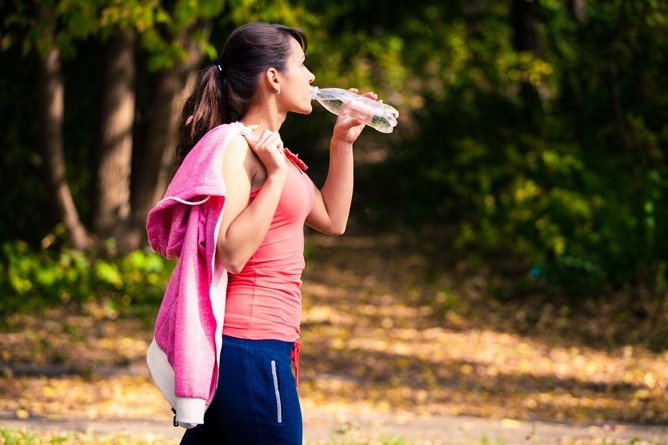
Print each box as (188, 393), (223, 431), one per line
(0, 429), (171, 444)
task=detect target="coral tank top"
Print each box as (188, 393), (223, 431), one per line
(223, 150), (314, 341)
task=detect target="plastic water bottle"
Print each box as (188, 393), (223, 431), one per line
(310, 86), (399, 133)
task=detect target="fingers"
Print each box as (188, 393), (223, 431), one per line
(256, 129), (284, 153)
(243, 128), (283, 150)
(360, 91), (378, 101)
(338, 101), (368, 128)
(242, 128), (287, 173)
(240, 125), (259, 144)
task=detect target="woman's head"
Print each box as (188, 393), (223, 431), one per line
(221, 22), (308, 116)
(176, 22), (309, 165)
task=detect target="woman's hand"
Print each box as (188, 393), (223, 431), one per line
(331, 89), (379, 147)
(243, 128), (288, 176)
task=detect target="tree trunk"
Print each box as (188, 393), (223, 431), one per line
(510, 0), (539, 55)
(93, 29), (136, 255)
(36, 35), (93, 250)
(131, 21), (213, 242)
(567, 0), (586, 22)
(510, 0), (542, 132)
(460, 0), (486, 16)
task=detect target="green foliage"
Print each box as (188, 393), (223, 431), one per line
(1, 0), (228, 68)
(0, 428), (174, 444)
(136, 0), (226, 71)
(358, 0), (668, 297)
(0, 428), (38, 445)
(301, 0), (416, 95)
(1, 0), (668, 301)
(0, 236), (174, 317)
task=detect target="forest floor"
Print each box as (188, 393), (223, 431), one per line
(1, 228), (667, 444)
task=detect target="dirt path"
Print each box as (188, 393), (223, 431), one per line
(2, 404), (667, 444)
(1, 231), (667, 443)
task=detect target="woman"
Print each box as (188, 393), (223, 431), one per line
(145, 22), (376, 444)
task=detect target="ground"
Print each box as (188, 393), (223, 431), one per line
(1, 229), (667, 444)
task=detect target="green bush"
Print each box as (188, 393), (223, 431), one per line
(0, 238), (174, 317)
(358, 1), (668, 299)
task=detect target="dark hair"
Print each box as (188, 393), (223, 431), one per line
(175, 22), (308, 166)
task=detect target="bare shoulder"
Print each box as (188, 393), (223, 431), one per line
(225, 133), (251, 161)
(223, 132), (264, 188)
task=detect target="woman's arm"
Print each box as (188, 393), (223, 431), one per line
(306, 91), (377, 235)
(216, 131), (287, 273)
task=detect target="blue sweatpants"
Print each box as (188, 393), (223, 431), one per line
(180, 335), (302, 445)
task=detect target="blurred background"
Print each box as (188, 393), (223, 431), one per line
(0, 1), (667, 441)
(2, 0), (667, 334)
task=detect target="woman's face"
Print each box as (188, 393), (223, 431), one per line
(278, 37), (315, 115)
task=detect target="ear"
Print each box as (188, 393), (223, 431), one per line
(263, 67), (281, 95)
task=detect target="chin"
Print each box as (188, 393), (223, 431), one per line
(295, 104), (313, 115)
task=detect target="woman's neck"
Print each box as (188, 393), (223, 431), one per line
(241, 103), (286, 133)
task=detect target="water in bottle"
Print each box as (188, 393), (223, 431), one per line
(310, 86), (399, 133)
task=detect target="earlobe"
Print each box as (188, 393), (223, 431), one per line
(265, 68), (281, 95)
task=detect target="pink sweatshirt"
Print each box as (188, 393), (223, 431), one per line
(145, 122), (252, 428)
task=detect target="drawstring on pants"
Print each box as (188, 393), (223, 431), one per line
(290, 340), (300, 386)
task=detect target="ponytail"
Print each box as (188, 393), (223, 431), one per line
(175, 65), (232, 167)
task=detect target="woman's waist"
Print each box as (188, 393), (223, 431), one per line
(224, 285), (302, 335)
(227, 274), (303, 293)
(228, 262), (304, 289)
(221, 335), (296, 354)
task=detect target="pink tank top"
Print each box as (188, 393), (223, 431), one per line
(223, 152), (314, 341)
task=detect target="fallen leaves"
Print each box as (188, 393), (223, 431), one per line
(0, 230), (666, 439)
(0, 374), (171, 424)
(298, 231), (668, 425)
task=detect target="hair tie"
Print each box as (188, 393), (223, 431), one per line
(213, 59), (224, 73)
